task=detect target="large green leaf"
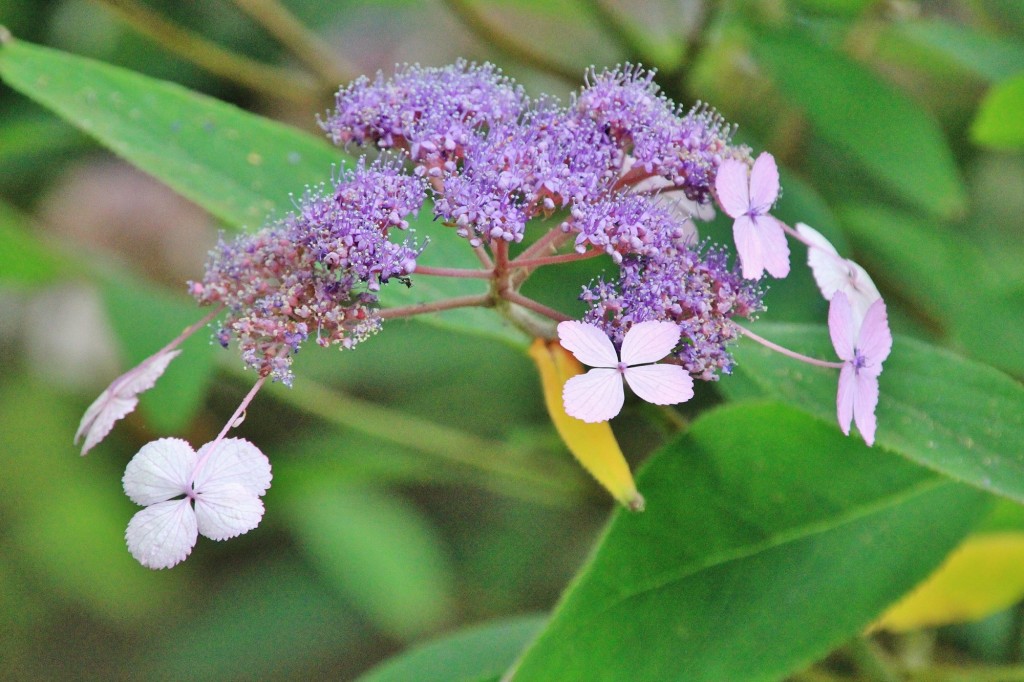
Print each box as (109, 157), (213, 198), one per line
(884, 19), (1024, 82)
(509, 403), (989, 681)
(357, 615), (546, 682)
(0, 36), (340, 229)
(0, 37), (522, 344)
(725, 325), (1024, 504)
(753, 30), (967, 219)
(972, 72), (1024, 150)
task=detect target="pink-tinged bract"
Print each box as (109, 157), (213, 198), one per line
(557, 320), (694, 422)
(122, 437), (271, 569)
(829, 293), (893, 446)
(74, 349), (181, 456)
(715, 153), (790, 280)
(797, 223), (880, 333)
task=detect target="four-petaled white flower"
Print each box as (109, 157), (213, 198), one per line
(123, 437), (272, 569)
(716, 152), (791, 280)
(74, 349), (181, 456)
(558, 320), (695, 423)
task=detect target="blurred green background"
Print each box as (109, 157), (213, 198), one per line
(1, 0), (1023, 679)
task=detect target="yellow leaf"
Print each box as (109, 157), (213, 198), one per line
(528, 338), (644, 511)
(873, 532), (1024, 632)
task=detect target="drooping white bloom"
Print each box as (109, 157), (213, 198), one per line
(797, 222), (881, 334)
(74, 349), (181, 455)
(558, 320), (694, 423)
(123, 437), (272, 569)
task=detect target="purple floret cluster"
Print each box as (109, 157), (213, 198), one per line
(192, 160), (425, 384)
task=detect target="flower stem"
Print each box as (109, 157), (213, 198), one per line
(378, 294), (491, 319)
(517, 225), (569, 262)
(734, 323), (843, 369)
(502, 291), (571, 323)
(251, 370), (588, 504)
(191, 374), (267, 482)
(512, 249), (602, 269)
(158, 305), (225, 356)
(414, 265), (493, 279)
(229, 0), (356, 89)
(94, 0), (318, 104)
(440, 0), (580, 83)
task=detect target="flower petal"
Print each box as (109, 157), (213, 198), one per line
(857, 298), (893, 370)
(748, 152), (780, 213)
(798, 223), (880, 329)
(619, 320), (682, 366)
(75, 349), (181, 456)
(122, 438), (195, 506)
(733, 214), (764, 280)
(125, 499), (198, 570)
(557, 321), (618, 368)
(193, 438), (272, 497)
(828, 292), (855, 362)
(623, 364), (694, 406)
(756, 216), (791, 279)
(714, 158), (750, 218)
(836, 362), (857, 437)
(563, 368), (624, 423)
(853, 371), (881, 446)
(195, 483), (265, 541)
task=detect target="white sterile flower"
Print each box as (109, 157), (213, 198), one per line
(122, 437), (272, 569)
(75, 349), (181, 455)
(796, 222), (881, 333)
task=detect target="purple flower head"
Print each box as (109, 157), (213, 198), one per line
(567, 193), (693, 263)
(582, 232), (764, 381)
(192, 159), (427, 384)
(829, 292), (892, 446)
(576, 65), (738, 205)
(322, 60), (526, 175)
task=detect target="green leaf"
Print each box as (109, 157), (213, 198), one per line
(0, 36), (341, 229)
(726, 325), (1024, 504)
(99, 275), (214, 433)
(280, 483), (455, 640)
(509, 403), (989, 681)
(972, 72), (1024, 150)
(357, 615), (546, 682)
(0, 200), (78, 286)
(886, 19), (1024, 82)
(753, 30), (967, 219)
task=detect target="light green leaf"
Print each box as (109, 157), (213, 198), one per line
(886, 19), (1024, 82)
(753, 30), (967, 219)
(509, 403), (989, 681)
(357, 615), (546, 682)
(972, 72), (1024, 150)
(726, 325), (1024, 504)
(281, 483), (455, 640)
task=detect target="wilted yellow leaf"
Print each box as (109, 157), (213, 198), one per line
(873, 532), (1024, 632)
(528, 338), (644, 511)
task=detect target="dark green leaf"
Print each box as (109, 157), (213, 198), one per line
(357, 615), (546, 682)
(0, 37), (341, 229)
(509, 402), (989, 681)
(726, 325), (1024, 504)
(972, 72), (1024, 150)
(753, 30), (967, 218)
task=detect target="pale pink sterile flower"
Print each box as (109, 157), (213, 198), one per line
(557, 320), (694, 423)
(829, 292), (892, 447)
(715, 152), (790, 280)
(796, 222), (880, 334)
(74, 349), (181, 456)
(122, 437), (272, 569)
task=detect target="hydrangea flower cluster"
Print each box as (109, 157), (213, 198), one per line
(75, 61), (893, 569)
